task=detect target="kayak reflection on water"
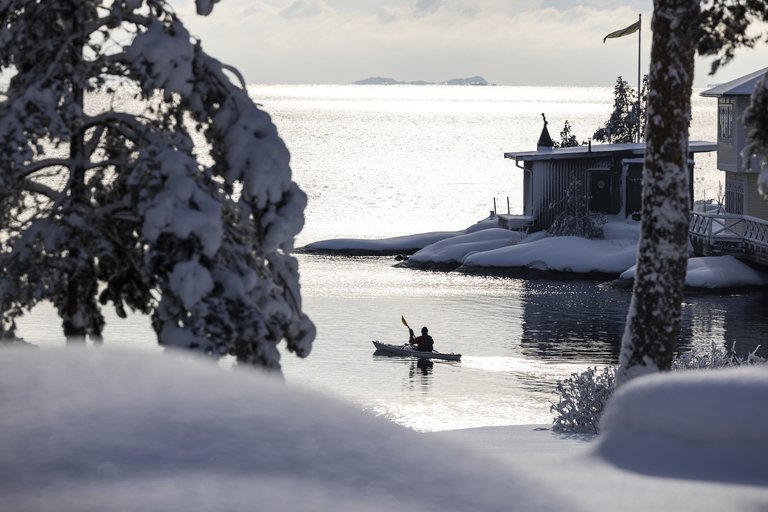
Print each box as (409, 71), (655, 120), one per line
(410, 359), (434, 378)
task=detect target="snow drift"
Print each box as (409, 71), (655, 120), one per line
(2, 347), (768, 511)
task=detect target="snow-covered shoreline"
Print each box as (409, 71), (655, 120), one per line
(2, 346), (767, 511)
(300, 218), (768, 290)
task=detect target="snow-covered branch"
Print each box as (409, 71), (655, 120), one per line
(12, 158), (71, 180)
(0, 0), (315, 369)
(22, 180), (61, 201)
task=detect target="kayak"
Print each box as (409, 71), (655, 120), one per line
(372, 340), (461, 361)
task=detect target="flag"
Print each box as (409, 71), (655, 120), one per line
(603, 21), (640, 43)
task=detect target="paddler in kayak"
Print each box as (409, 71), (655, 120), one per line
(408, 326), (434, 352)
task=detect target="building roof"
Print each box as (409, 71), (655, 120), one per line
(700, 68), (768, 97)
(504, 140), (717, 162)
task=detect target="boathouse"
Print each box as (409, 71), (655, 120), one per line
(690, 68), (768, 266)
(502, 116), (715, 232)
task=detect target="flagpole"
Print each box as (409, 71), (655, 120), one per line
(637, 13), (641, 143)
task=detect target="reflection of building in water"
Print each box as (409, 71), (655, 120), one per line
(672, 292), (767, 359)
(516, 280), (768, 364)
(721, 292), (768, 359)
(680, 299), (727, 353)
(517, 280), (627, 364)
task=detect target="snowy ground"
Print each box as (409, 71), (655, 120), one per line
(1, 347), (767, 511)
(302, 218), (768, 289)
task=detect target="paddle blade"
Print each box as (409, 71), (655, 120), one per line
(401, 315), (409, 328)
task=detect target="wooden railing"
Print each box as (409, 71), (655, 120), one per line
(689, 212), (768, 265)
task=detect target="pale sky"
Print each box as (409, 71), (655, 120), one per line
(173, 0), (768, 87)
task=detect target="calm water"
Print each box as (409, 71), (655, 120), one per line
(14, 85), (768, 432)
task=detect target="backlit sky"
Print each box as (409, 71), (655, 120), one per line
(173, 0), (767, 87)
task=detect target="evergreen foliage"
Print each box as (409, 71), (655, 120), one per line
(0, 1), (315, 371)
(554, 120), (580, 148)
(593, 76), (648, 144)
(696, 1), (768, 74)
(552, 343), (766, 434)
(547, 174), (606, 239)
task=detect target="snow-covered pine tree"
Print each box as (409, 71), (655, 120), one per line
(617, 0), (768, 386)
(554, 120), (580, 148)
(592, 76), (647, 144)
(547, 173), (605, 239)
(0, 1), (315, 371)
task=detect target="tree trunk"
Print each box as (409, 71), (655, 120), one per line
(616, 0), (700, 387)
(63, 2), (89, 343)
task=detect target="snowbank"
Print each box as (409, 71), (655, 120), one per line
(4, 347), (767, 511)
(299, 217), (498, 254)
(303, 219), (768, 289)
(461, 236), (638, 275)
(301, 230), (462, 255)
(0, 347), (565, 512)
(407, 228), (525, 268)
(620, 255), (768, 289)
(596, 366), (768, 485)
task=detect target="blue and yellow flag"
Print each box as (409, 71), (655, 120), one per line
(603, 21), (640, 43)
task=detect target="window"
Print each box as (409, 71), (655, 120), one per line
(719, 102), (733, 142)
(725, 178), (744, 215)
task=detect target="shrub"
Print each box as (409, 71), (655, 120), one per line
(550, 342), (765, 434)
(547, 174), (606, 240)
(551, 366), (616, 434)
(672, 341), (764, 370)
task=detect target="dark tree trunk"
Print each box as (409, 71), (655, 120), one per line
(617, 0), (700, 387)
(63, 3), (92, 342)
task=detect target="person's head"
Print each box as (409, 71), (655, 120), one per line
(421, 326), (428, 335)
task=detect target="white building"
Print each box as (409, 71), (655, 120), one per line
(701, 67), (768, 220)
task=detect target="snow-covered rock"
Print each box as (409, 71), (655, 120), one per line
(408, 228), (525, 268)
(461, 236), (638, 275)
(303, 219), (768, 288)
(620, 255), (768, 289)
(302, 231), (463, 255)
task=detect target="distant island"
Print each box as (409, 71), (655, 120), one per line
(353, 76), (491, 86)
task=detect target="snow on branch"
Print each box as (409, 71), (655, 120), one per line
(0, 0), (314, 370)
(127, 19), (194, 99)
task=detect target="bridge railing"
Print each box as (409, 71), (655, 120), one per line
(689, 212), (768, 250)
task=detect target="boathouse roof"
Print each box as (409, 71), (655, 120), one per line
(701, 67), (768, 97)
(504, 140), (716, 162)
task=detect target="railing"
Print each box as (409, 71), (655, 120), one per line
(689, 212), (768, 265)
(689, 212), (748, 240)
